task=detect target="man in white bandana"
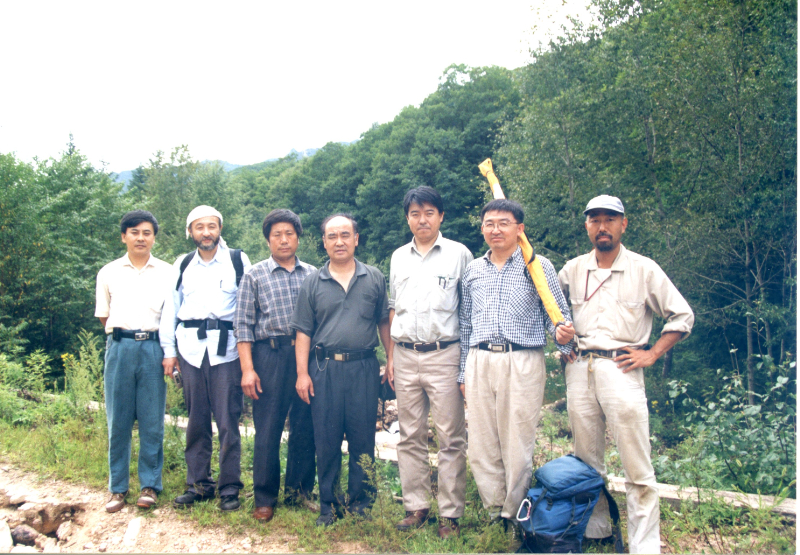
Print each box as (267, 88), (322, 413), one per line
(160, 205), (251, 512)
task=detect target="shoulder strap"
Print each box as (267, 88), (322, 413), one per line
(602, 486), (625, 553)
(229, 249), (244, 287)
(175, 251), (196, 291)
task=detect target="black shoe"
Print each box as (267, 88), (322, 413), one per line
(173, 490), (215, 508)
(315, 513), (336, 527)
(219, 494), (241, 512)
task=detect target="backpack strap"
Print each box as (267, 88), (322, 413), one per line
(175, 251), (196, 291)
(229, 249), (244, 287)
(601, 486), (625, 553)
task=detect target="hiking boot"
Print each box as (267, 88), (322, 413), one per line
(438, 517), (460, 539)
(396, 508), (429, 530)
(219, 494), (240, 512)
(105, 492), (127, 513)
(136, 487), (158, 509)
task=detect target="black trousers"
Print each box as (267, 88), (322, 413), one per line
(181, 352), (244, 497)
(251, 342), (316, 508)
(309, 354), (380, 516)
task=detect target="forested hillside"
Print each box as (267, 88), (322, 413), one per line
(0, 0), (795, 497)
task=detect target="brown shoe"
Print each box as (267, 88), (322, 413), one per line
(253, 506), (274, 522)
(105, 492), (127, 513)
(438, 517), (460, 539)
(396, 508), (429, 531)
(136, 488), (158, 509)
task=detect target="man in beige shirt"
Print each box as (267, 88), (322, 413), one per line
(559, 195), (694, 554)
(387, 187), (473, 538)
(95, 210), (172, 513)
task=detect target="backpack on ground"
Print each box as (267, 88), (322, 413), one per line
(175, 248), (244, 291)
(515, 454), (624, 553)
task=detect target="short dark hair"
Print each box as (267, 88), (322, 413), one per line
(402, 186), (444, 215)
(480, 199), (524, 224)
(320, 213), (359, 235)
(120, 210), (159, 235)
(262, 209), (303, 239)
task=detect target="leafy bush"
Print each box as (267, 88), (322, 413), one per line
(656, 357), (796, 497)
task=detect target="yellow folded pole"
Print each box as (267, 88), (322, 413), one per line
(478, 158), (565, 326)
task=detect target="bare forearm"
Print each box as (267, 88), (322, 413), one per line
(295, 332), (311, 377)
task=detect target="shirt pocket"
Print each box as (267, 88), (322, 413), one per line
(508, 286), (536, 320)
(614, 299), (647, 343)
(570, 298), (587, 331)
(432, 277), (459, 313)
(392, 275), (411, 315)
(359, 291), (379, 322)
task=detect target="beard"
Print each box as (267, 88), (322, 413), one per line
(595, 234), (615, 252)
(194, 235), (220, 251)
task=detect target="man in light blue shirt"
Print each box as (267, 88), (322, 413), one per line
(160, 205), (251, 512)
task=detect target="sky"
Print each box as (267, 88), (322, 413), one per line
(0, 1), (591, 174)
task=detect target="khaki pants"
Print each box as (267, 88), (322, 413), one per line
(465, 347), (545, 519)
(393, 342), (466, 518)
(566, 356), (660, 554)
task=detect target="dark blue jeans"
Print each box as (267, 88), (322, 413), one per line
(104, 335), (166, 494)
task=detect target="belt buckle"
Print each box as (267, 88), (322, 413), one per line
(490, 343), (505, 353)
(269, 338), (279, 350)
(290, 339), (296, 346)
(333, 353), (346, 362)
(134, 332), (148, 341)
(412, 342), (424, 352)
(205, 319), (219, 330)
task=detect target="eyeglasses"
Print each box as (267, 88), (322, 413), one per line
(482, 220), (518, 231)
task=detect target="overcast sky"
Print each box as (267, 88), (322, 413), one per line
(0, 1), (590, 173)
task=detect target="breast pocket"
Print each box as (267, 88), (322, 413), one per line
(392, 275), (411, 315)
(432, 278), (459, 313)
(508, 286), (536, 320)
(360, 291), (379, 321)
(614, 299), (647, 343)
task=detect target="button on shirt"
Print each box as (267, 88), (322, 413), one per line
(234, 256), (315, 343)
(291, 259), (389, 351)
(95, 254), (173, 334)
(160, 246), (252, 367)
(389, 233), (473, 343)
(458, 246), (573, 382)
(558, 244), (694, 351)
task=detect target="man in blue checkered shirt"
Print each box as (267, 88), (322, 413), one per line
(234, 209), (316, 523)
(458, 199), (575, 525)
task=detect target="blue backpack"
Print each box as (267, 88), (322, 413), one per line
(516, 454), (623, 553)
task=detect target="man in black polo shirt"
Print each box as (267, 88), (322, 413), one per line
(291, 213), (392, 527)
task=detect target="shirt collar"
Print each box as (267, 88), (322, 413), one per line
(122, 253), (155, 269)
(481, 245), (523, 265)
(191, 245), (227, 266)
(410, 232), (444, 256)
(267, 255), (301, 273)
(319, 258), (367, 280)
(587, 244), (628, 271)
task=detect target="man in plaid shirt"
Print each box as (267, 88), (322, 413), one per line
(234, 209), (316, 523)
(459, 199), (575, 525)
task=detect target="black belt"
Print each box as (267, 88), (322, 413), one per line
(478, 342), (535, 353)
(181, 319), (234, 356)
(256, 335), (296, 350)
(112, 328), (159, 342)
(315, 346), (375, 362)
(397, 340), (458, 353)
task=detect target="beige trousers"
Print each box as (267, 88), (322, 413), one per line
(393, 342), (467, 518)
(566, 356), (660, 554)
(464, 347), (545, 519)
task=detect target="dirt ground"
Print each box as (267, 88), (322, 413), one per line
(0, 464), (360, 554)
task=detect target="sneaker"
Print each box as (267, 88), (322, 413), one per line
(396, 509), (429, 530)
(438, 517), (460, 539)
(105, 492), (127, 513)
(173, 489), (215, 508)
(136, 488), (158, 509)
(219, 494), (240, 512)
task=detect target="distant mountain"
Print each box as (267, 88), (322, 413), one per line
(111, 142), (357, 187)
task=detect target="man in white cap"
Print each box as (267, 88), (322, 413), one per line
(558, 195), (694, 554)
(160, 205), (251, 511)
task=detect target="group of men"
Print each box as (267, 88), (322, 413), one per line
(95, 188), (693, 553)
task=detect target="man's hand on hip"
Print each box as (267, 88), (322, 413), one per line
(614, 347), (658, 373)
